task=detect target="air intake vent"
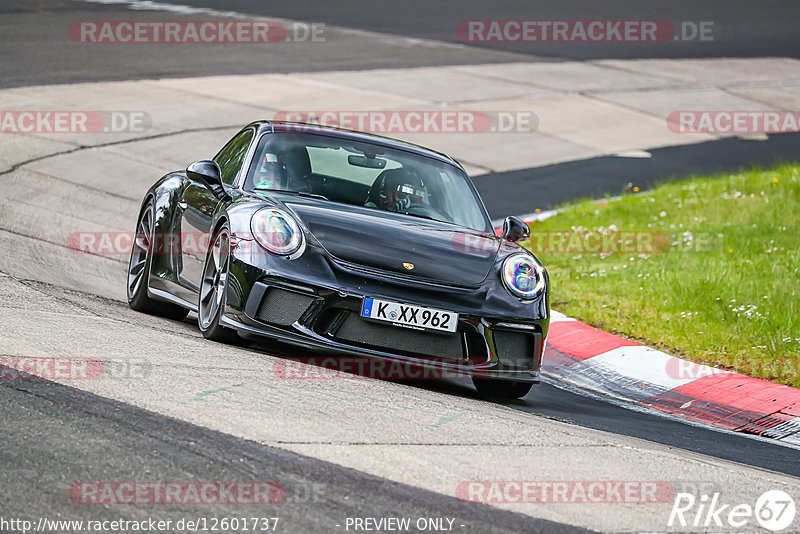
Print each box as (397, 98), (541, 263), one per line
(256, 287), (316, 326)
(493, 329), (537, 369)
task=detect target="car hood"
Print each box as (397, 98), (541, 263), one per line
(283, 198), (500, 287)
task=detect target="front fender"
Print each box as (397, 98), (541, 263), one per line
(224, 198), (269, 239)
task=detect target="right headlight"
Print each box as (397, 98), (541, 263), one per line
(501, 253), (546, 299)
(251, 208), (303, 256)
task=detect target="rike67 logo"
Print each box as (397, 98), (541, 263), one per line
(669, 490), (796, 532)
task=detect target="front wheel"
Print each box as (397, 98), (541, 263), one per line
(198, 223), (239, 343)
(473, 378), (533, 399)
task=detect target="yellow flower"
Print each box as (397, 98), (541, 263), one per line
(773, 177), (779, 183)
(535, 208), (541, 213)
(633, 186), (640, 192)
(728, 248), (733, 253)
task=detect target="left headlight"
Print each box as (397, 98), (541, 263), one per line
(501, 253), (546, 299)
(251, 208), (303, 255)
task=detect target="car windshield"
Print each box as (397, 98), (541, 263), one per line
(243, 130), (491, 232)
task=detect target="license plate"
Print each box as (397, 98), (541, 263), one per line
(360, 297), (457, 333)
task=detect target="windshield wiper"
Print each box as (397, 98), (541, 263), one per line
(296, 191), (329, 201)
(401, 211), (436, 222)
(256, 189), (330, 201)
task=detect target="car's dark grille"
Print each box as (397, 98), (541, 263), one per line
(333, 313), (464, 360)
(493, 329), (535, 369)
(255, 287), (316, 326)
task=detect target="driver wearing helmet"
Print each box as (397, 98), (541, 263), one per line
(368, 168), (429, 213)
(252, 152), (289, 191)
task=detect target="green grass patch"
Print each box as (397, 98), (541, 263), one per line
(523, 164), (800, 386)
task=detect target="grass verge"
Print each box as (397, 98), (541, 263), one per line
(523, 164), (800, 386)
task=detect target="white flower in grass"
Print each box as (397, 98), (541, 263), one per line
(729, 303), (763, 319)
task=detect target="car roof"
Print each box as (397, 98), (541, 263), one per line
(246, 120), (462, 169)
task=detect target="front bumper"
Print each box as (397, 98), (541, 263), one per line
(222, 245), (549, 382)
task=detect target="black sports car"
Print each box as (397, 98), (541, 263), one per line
(127, 121), (549, 398)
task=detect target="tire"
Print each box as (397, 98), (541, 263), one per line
(127, 199), (189, 321)
(472, 378), (533, 399)
(198, 222), (239, 343)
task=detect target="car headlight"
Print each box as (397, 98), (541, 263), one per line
(251, 208), (303, 255)
(501, 253), (545, 299)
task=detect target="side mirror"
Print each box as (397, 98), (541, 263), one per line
(186, 160), (229, 200)
(501, 216), (530, 243)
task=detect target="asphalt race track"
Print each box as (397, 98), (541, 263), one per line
(475, 132), (800, 218)
(0, 376), (585, 534)
(4, 0), (800, 87)
(1, 1), (799, 533)
(153, 0), (800, 60)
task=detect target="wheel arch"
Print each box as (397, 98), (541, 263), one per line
(210, 212), (230, 235)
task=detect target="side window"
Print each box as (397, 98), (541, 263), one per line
(214, 129), (254, 185)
